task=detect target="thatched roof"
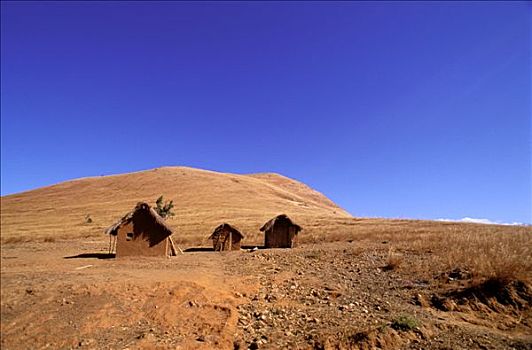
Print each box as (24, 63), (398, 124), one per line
(105, 202), (173, 237)
(260, 214), (302, 233)
(209, 223), (244, 240)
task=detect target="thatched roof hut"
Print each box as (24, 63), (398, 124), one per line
(105, 202), (177, 257)
(260, 214), (302, 248)
(209, 223), (244, 251)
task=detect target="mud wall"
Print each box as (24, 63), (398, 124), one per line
(115, 222), (168, 258)
(212, 228), (242, 251)
(265, 220), (297, 248)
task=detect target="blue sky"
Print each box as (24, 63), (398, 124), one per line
(1, 1), (530, 224)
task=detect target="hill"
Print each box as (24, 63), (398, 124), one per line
(1, 166), (531, 349)
(0, 166), (352, 244)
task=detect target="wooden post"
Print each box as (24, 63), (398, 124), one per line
(229, 231), (232, 251)
(112, 235), (117, 254)
(168, 236), (178, 256)
(215, 236), (221, 252)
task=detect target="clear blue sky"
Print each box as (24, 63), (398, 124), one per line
(1, 1), (530, 224)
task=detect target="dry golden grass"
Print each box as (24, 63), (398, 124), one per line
(384, 246), (403, 271)
(301, 218), (531, 283)
(437, 229), (531, 284)
(1, 166), (531, 285)
(0, 166), (350, 244)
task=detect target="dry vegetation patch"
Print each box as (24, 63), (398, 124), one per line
(328, 220), (531, 285)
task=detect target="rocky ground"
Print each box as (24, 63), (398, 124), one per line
(229, 243), (531, 350)
(1, 240), (531, 349)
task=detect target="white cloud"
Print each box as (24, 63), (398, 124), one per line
(460, 217), (499, 225)
(436, 217), (527, 226)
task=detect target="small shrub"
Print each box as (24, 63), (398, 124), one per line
(84, 214), (93, 224)
(154, 195), (175, 219)
(376, 323), (388, 333)
(305, 250), (323, 259)
(391, 314), (419, 331)
(383, 247), (403, 271)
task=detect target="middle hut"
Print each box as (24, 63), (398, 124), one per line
(209, 223), (244, 251)
(260, 214), (302, 248)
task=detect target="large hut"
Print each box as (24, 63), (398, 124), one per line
(209, 223), (244, 251)
(105, 202), (177, 258)
(260, 214), (302, 248)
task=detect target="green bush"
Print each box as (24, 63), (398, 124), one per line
(154, 195), (175, 219)
(391, 314), (419, 331)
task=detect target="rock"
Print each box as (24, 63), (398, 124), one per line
(249, 341), (259, 349)
(60, 298), (73, 306)
(265, 294), (277, 302)
(414, 294), (429, 308)
(78, 339), (94, 347)
(233, 340), (243, 349)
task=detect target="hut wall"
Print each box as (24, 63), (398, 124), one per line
(288, 226), (298, 248)
(264, 229), (275, 248)
(212, 231), (227, 251)
(231, 234), (242, 250)
(265, 221), (298, 248)
(115, 222), (169, 257)
(265, 221), (286, 248)
(212, 228), (241, 251)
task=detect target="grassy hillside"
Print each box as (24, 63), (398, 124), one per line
(0, 166), (351, 244)
(1, 165), (530, 285)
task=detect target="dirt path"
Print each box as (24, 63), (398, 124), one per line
(1, 241), (247, 349)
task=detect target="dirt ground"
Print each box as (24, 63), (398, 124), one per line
(1, 238), (531, 350)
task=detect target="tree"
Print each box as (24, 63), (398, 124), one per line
(154, 195), (175, 219)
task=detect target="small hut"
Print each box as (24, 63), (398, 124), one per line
(105, 202), (177, 258)
(260, 214), (302, 248)
(209, 223), (244, 251)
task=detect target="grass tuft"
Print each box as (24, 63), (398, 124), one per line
(391, 314), (419, 331)
(383, 247), (403, 271)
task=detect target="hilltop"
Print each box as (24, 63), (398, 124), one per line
(0, 166), (351, 244)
